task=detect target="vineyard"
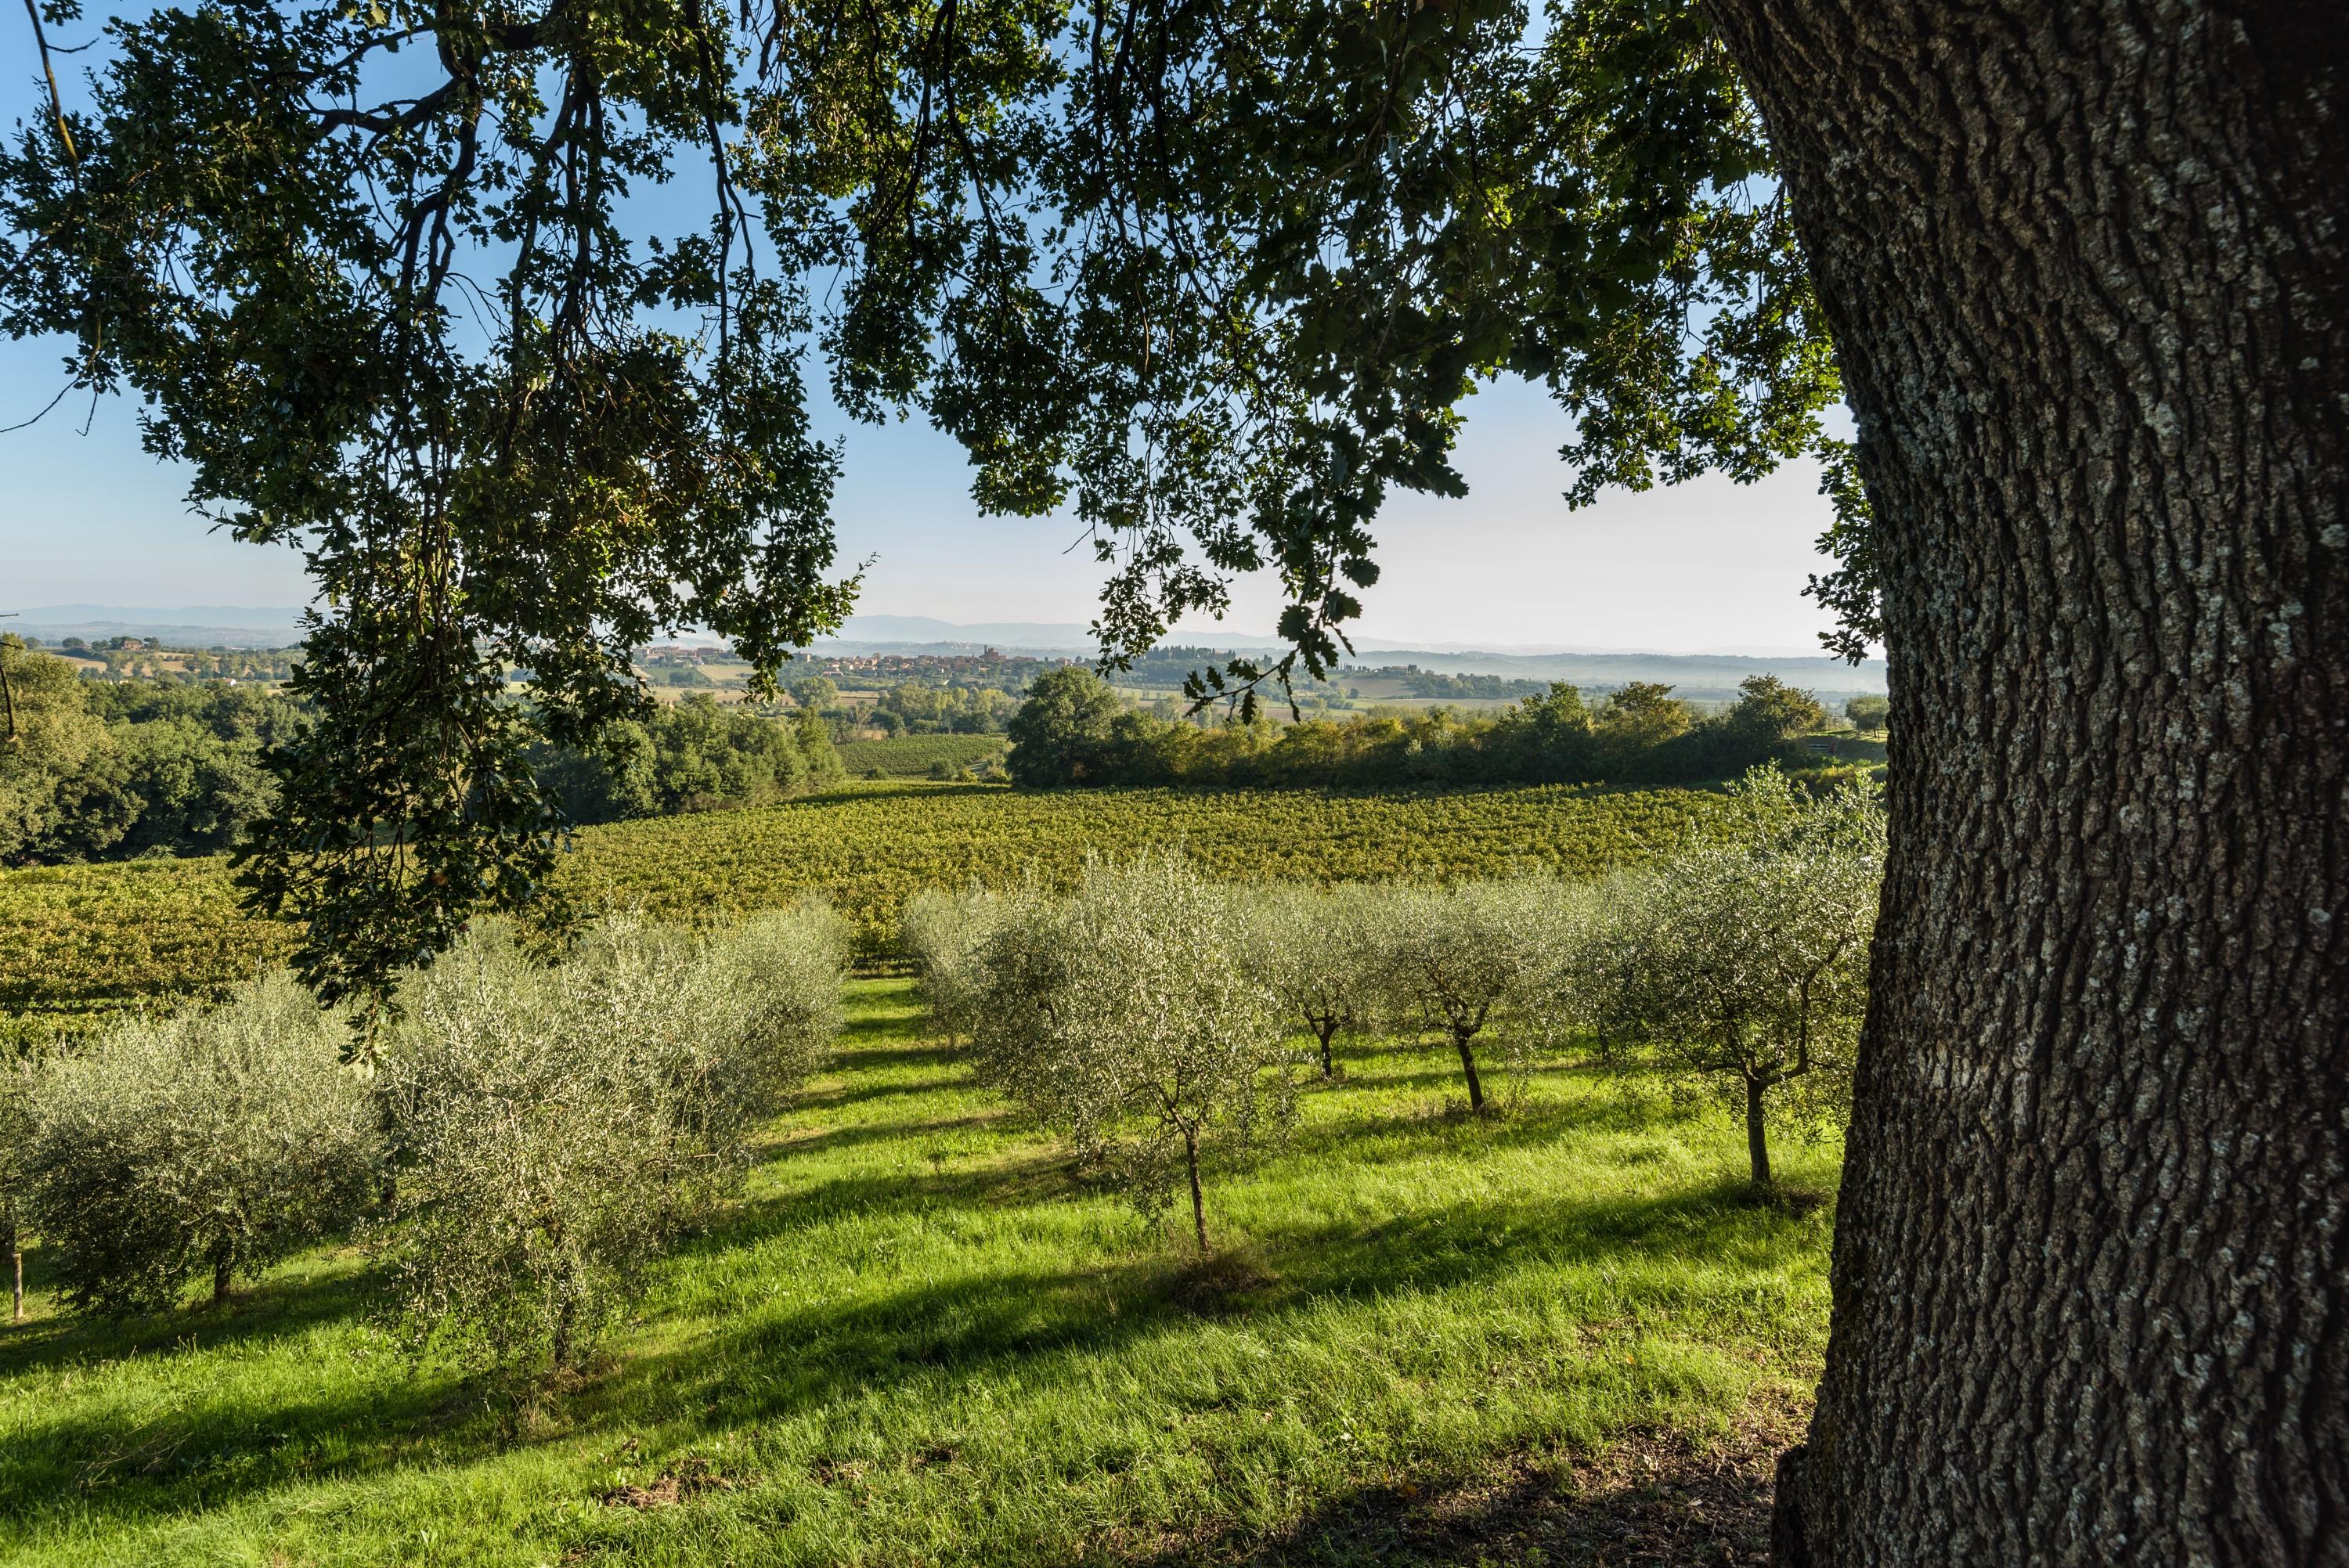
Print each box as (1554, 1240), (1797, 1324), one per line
(834, 735), (1010, 777)
(0, 781), (1735, 1033)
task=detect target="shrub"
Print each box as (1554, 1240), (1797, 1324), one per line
(373, 911), (845, 1389)
(1368, 877), (1571, 1113)
(1582, 767), (1883, 1185)
(1, 1052), (33, 1321)
(898, 885), (1012, 1044)
(1244, 884), (1386, 1078)
(970, 857), (1294, 1253)
(19, 975), (380, 1314)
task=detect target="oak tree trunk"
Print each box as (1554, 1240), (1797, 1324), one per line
(1701, 2), (2348, 1563)
(1745, 1076), (1772, 1188)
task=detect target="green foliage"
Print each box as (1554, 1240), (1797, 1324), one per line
(969, 858), (1296, 1252)
(1, 782), (1741, 1022)
(0, 673), (309, 867)
(835, 734), (1008, 780)
(875, 681), (1016, 737)
(1844, 695), (1889, 734)
(0, 0), (1873, 975)
(0, 977), (1834, 1563)
(897, 885), (1012, 1043)
(0, 641), (114, 863)
(0, 860), (294, 1035)
(1575, 769), (1885, 1185)
(0, 1051), (33, 1298)
(17, 975), (379, 1315)
(1004, 668), (1126, 786)
(1367, 878), (1579, 1115)
(1004, 676), (1824, 789)
(533, 694), (824, 825)
(1243, 883), (1387, 1078)
(372, 910), (846, 1387)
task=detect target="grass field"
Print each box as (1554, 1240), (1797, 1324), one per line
(0, 979), (1832, 1566)
(2, 782), (1734, 1030)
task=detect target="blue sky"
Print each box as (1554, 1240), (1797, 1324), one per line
(0, 27), (1854, 657)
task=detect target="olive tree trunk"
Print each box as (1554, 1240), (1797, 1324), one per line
(1182, 1128), (1210, 1255)
(1452, 1030), (1486, 1113)
(1744, 1076), (1772, 1188)
(1700, 2), (2348, 1563)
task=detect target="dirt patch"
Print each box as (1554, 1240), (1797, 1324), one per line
(597, 1454), (742, 1509)
(1167, 1249), (1279, 1315)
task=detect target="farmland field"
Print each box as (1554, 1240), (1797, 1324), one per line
(0, 978), (1832, 1566)
(835, 734), (1010, 777)
(1, 781), (1737, 1030)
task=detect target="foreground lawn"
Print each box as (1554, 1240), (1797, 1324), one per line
(0, 981), (1833, 1566)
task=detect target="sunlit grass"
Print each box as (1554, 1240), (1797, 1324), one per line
(0, 980), (1833, 1566)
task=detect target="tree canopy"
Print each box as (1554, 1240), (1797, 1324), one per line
(2, 0), (1855, 998)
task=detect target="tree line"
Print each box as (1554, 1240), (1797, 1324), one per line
(1005, 668), (1838, 791)
(902, 769), (1883, 1251)
(0, 641), (852, 863)
(0, 646), (303, 864)
(531, 694), (845, 826)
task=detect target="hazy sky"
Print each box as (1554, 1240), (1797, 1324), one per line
(1, 356), (1851, 654)
(0, 40), (1853, 658)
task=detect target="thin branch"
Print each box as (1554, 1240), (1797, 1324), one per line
(20, 0), (80, 171)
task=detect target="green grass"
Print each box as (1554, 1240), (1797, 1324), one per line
(0, 979), (1832, 1566)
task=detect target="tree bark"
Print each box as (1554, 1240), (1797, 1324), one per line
(1745, 1075), (1773, 1188)
(1317, 1019), (1338, 1079)
(1453, 1030), (1486, 1113)
(1183, 1129), (1210, 1255)
(1701, 3), (2348, 1563)
(211, 1254), (233, 1308)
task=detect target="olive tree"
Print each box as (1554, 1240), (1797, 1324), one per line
(1590, 770), (1884, 1187)
(19, 976), (381, 1314)
(1369, 878), (1567, 1115)
(898, 885), (1012, 1044)
(373, 911), (844, 1387)
(970, 857), (1294, 1254)
(1244, 884), (1385, 1079)
(1, 1053), (33, 1321)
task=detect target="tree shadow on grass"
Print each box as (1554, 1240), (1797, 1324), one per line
(0, 1173), (1815, 1543)
(0, 1249), (379, 1381)
(792, 1072), (975, 1115)
(604, 1175), (1820, 1442)
(0, 1271), (512, 1534)
(757, 1110), (1015, 1163)
(1101, 1403), (1801, 1566)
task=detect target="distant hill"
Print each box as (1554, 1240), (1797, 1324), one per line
(813, 616), (1886, 700)
(10, 607), (1887, 700)
(10, 604), (305, 647)
(1336, 647), (1887, 700)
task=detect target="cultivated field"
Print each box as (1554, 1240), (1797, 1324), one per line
(835, 735), (1010, 777)
(0, 781), (1737, 1031)
(0, 978), (1830, 1566)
